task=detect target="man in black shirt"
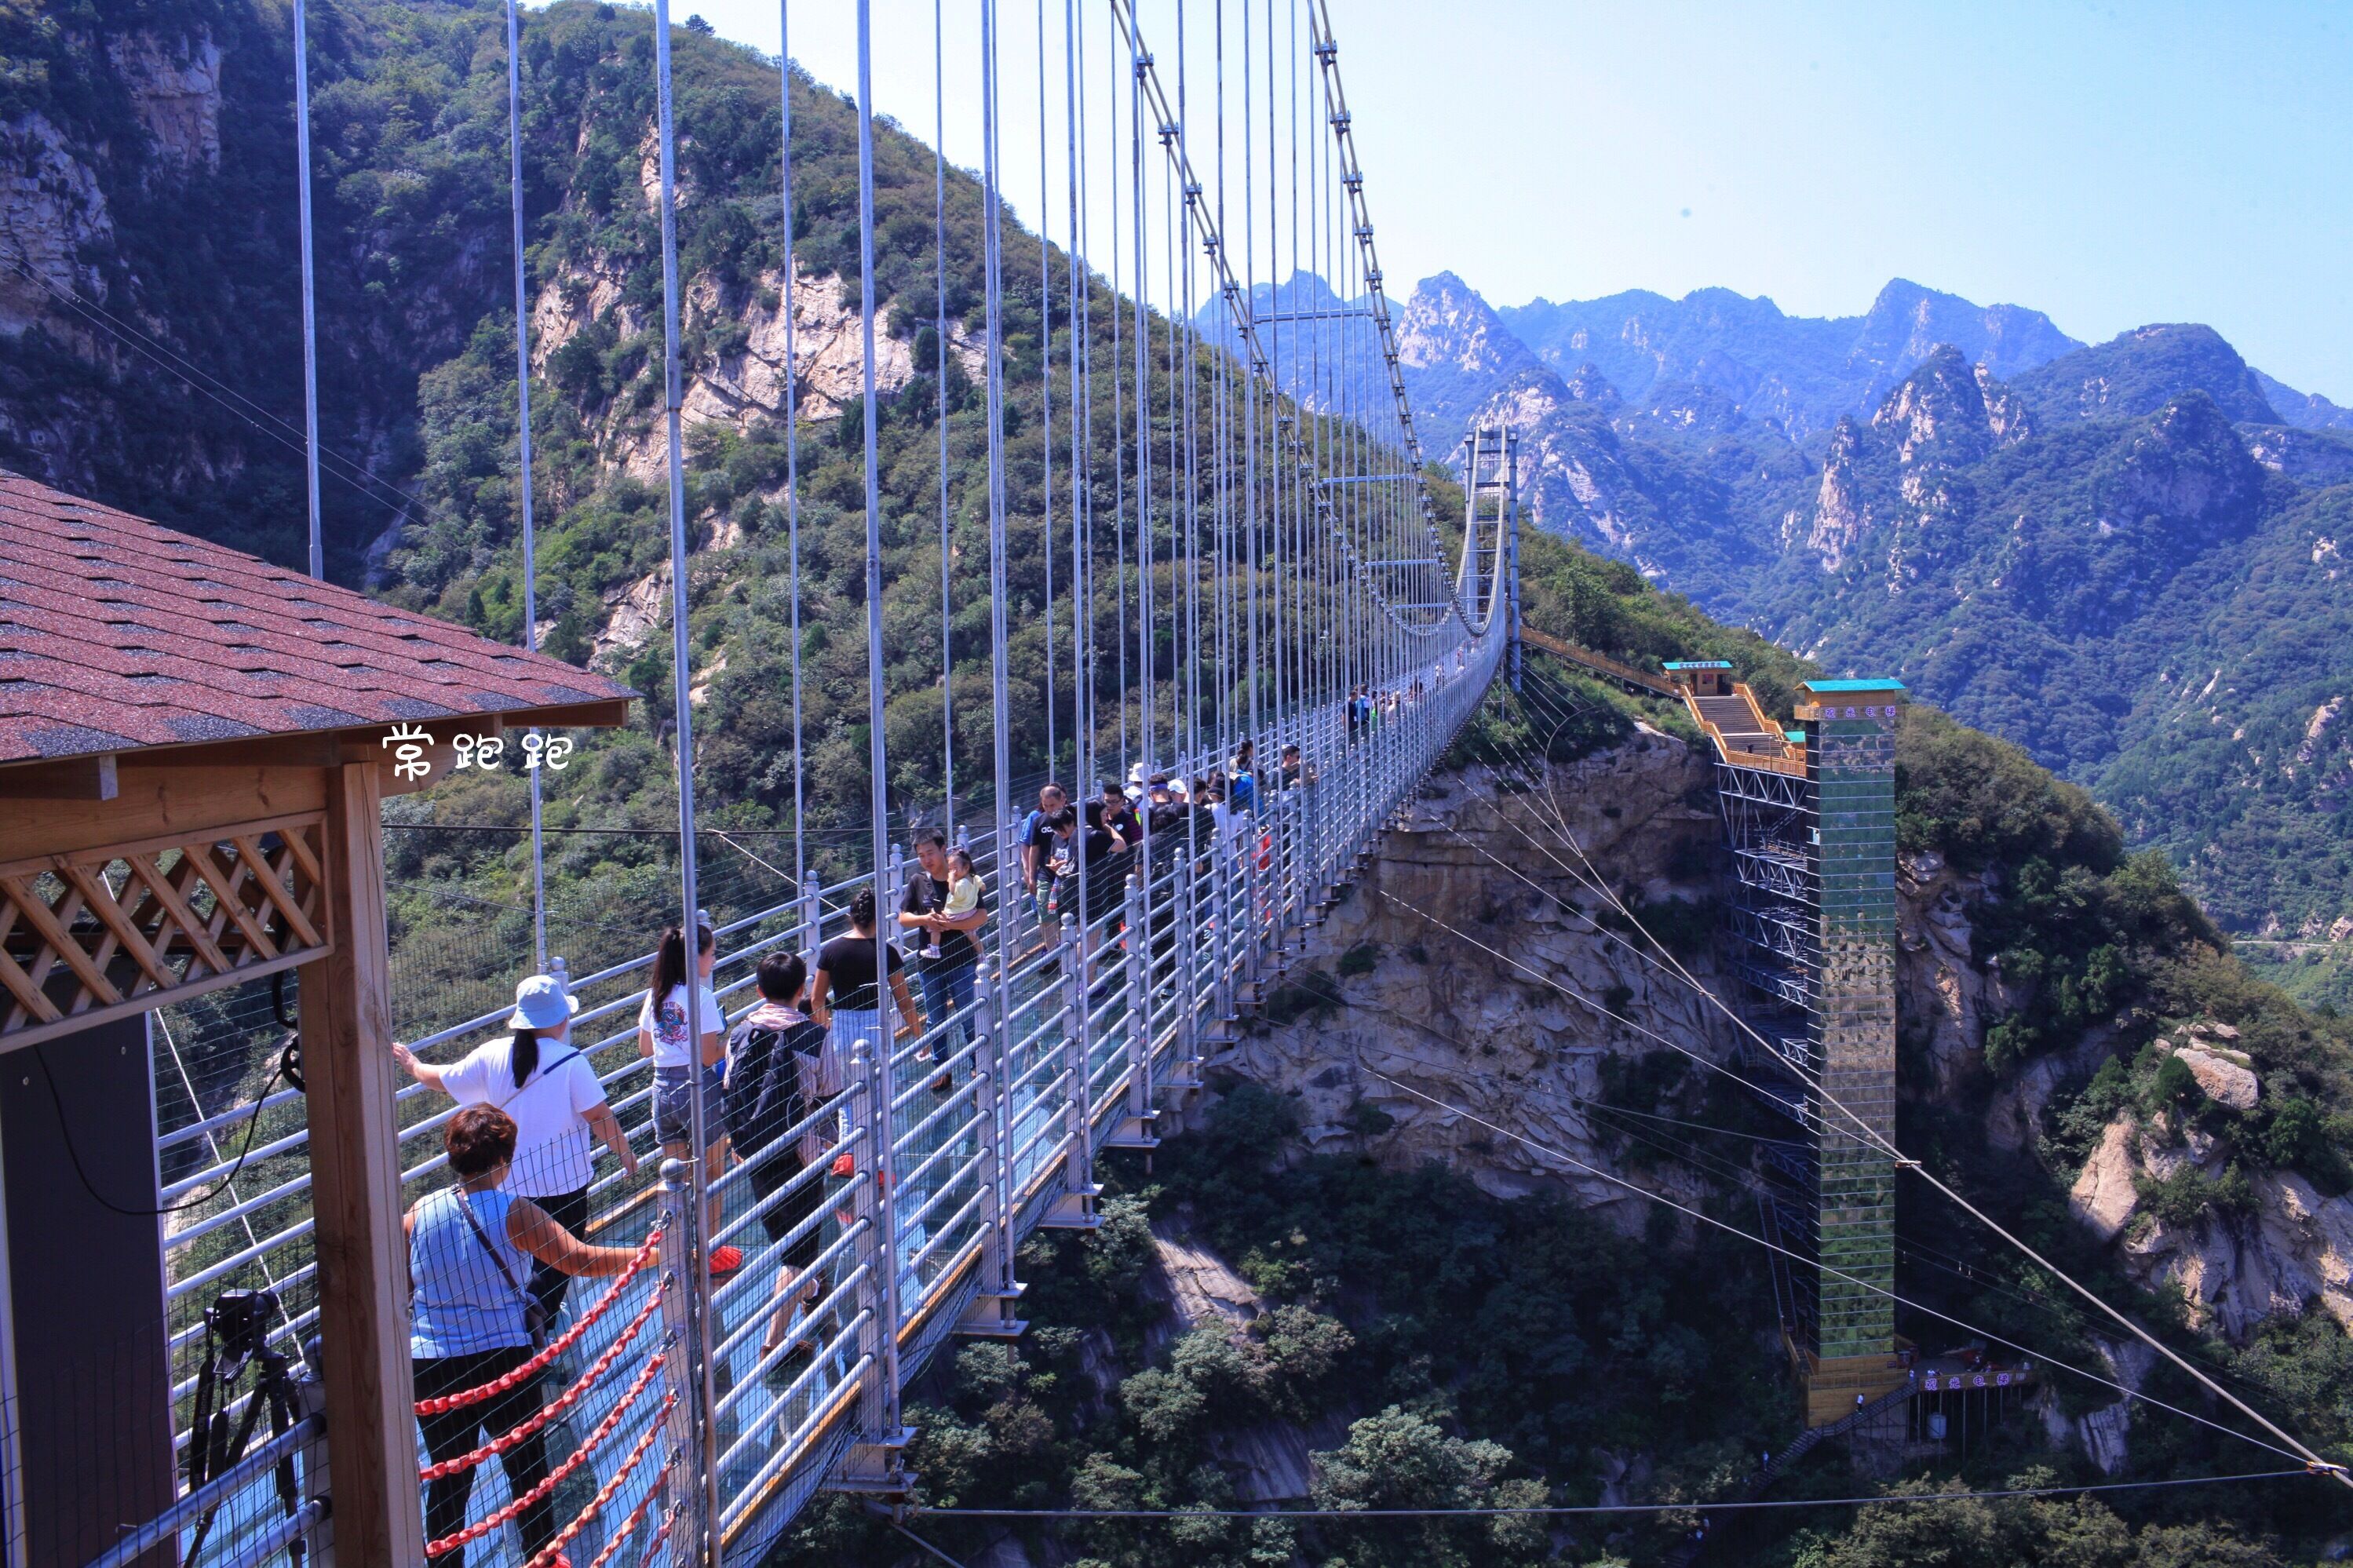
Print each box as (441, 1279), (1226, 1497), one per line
(899, 833), (986, 1082)
(1021, 782), (1067, 924)
(1096, 779), (1140, 849)
(1144, 775), (1186, 839)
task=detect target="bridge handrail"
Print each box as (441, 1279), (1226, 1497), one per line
(1515, 627), (1680, 697)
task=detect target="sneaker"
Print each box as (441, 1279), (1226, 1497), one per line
(709, 1245), (744, 1276)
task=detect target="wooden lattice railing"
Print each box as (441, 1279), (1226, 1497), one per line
(0, 813), (332, 1048)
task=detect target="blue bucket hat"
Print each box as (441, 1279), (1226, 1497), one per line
(510, 972), (579, 1032)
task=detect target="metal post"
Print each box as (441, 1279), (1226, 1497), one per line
(801, 870), (822, 957)
(840, 1039), (910, 1487)
(957, 974), (1026, 1335)
(1243, 805), (1264, 993)
(1121, 870), (1153, 1135)
(1506, 428), (1523, 693)
(655, 1161), (705, 1563)
(1042, 913), (1097, 1226)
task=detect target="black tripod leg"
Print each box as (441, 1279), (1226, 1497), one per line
(183, 1382), (269, 1568)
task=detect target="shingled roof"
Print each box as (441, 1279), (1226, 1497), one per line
(0, 471), (633, 764)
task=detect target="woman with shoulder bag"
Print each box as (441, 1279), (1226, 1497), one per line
(406, 1107), (637, 1567)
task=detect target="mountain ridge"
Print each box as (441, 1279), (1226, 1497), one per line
(1397, 271), (2353, 959)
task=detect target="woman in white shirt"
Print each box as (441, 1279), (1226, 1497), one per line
(394, 972), (638, 1322)
(637, 921), (739, 1274)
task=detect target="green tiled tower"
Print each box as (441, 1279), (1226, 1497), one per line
(1800, 680), (1902, 1402)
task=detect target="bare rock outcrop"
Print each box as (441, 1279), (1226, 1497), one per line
(2173, 1043), (2260, 1110)
(2068, 1119), (2142, 1242)
(1219, 728), (1723, 1221)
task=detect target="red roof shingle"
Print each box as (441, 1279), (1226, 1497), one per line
(0, 472), (633, 764)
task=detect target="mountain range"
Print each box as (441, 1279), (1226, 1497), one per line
(1382, 271), (2353, 958)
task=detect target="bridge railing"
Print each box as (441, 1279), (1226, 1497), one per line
(123, 626), (1502, 1567)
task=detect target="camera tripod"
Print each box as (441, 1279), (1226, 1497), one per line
(182, 1289), (312, 1567)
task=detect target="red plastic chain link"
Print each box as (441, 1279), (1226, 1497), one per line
(422, 1358), (669, 1558)
(588, 1497), (679, 1568)
(417, 1290), (664, 1482)
(414, 1224), (662, 1417)
(521, 1405), (677, 1568)
(560, 1441), (682, 1563)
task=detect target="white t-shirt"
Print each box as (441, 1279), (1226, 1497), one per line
(441, 1037), (608, 1197)
(639, 983), (725, 1070)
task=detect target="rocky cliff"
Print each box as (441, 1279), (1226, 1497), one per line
(1219, 730), (1723, 1219)
(1191, 717), (2353, 1484)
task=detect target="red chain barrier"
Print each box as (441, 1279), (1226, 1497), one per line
(415, 1225), (662, 1418)
(586, 1497), (679, 1568)
(521, 1407), (677, 1568)
(423, 1358), (669, 1558)
(418, 1289), (664, 1482)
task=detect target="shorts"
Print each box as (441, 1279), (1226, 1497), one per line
(653, 1063), (725, 1148)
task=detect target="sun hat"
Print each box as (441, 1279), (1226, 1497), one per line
(509, 972), (580, 1032)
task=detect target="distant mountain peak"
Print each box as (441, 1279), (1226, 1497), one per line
(2013, 323), (2278, 426)
(1490, 277), (2084, 443)
(1871, 343), (1995, 465)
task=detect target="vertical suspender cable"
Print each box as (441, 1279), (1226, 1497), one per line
(291, 0), (323, 579)
(649, 0), (720, 1545)
(1038, 0), (1056, 782)
(1131, 21), (1155, 869)
(982, 0), (1016, 971)
(782, 0), (806, 893)
(1176, 2), (1197, 792)
(936, 0), (954, 833)
(1110, 16), (1128, 782)
(1067, 0), (1089, 809)
(1236, 0), (1262, 753)
(853, 0), (907, 1451)
(505, 0), (548, 969)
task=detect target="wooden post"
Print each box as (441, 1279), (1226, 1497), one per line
(299, 762), (425, 1563)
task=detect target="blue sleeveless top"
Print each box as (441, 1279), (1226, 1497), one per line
(410, 1187), (534, 1359)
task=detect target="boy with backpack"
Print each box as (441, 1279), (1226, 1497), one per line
(724, 952), (834, 1373)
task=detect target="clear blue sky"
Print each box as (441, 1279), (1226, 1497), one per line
(672, 0), (2353, 400)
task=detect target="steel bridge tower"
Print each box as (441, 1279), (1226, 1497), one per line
(1668, 665), (1908, 1425)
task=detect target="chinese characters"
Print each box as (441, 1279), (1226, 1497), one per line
(381, 725), (574, 784)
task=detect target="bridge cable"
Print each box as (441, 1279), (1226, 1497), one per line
(503, 0), (549, 968)
(938, 0), (957, 834)
(651, 0), (723, 1541)
(1039, 0), (1056, 790)
(909, 1468), (2315, 1519)
(779, 0), (807, 890)
(1487, 663), (2353, 1484)
(1354, 1064), (2304, 1463)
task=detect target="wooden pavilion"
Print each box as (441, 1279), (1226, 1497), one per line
(0, 472), (633, 1564)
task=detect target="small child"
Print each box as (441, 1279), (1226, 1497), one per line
(942, 848), (982, 925)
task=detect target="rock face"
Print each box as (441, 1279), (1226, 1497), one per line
(1217, 729), (1724, 1220)
(2174, 1045), (2259, 1110)
(2055, 1052), (2353, 1341)
(2068, 1119), (2144, 1242)
(532, 257), (983, 487)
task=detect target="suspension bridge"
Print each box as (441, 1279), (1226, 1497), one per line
(0, 0), (1519, 1561)
(4, 2), (2345, 1565)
